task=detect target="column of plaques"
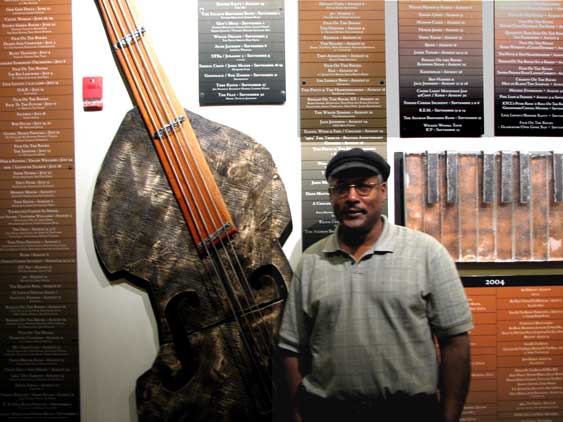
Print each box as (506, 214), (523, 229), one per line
(495, 1), (563, 136)
(398, 0), (484, 137)
(0, 0), (79, 420)
(464, 276), (563, 422)
(299, 0), (387, 249)
(299, 0), (386, 143)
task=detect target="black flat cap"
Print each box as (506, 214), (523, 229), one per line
(325, 148), (390, 181)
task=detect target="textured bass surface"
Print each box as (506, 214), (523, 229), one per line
(92, 109), (292, 421)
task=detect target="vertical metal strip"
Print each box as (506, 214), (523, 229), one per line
(427, 152), (439, 204)
(554, 153), (563, 203)
(519, 152), (530, 204)
(483, 152), (495, 204)
(446, 152), (458, 204)
(501, 151), (513, 204)
(394, 152), (407, 224)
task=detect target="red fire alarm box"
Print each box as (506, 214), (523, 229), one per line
(82, 76), (103, 111)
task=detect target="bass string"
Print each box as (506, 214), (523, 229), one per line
(99, 0), (277, 396)
(108, 0), (268, 327)
(102, 0), (248, 323)
(100, 0), (274, 402)
(121, 1), (280, 362)
(100, 0), (269, 362)
(111, 0), (277, 364)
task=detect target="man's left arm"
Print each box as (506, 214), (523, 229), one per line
(437, 332), (471, 422)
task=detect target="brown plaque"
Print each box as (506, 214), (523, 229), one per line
(0, 0), (79, 420)
(463, 276), (563, 421)
(299, 0), (386, 143)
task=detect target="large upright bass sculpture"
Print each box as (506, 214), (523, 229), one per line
(91, 1), (292, 420)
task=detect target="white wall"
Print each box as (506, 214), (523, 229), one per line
(73, 1), (561, 421)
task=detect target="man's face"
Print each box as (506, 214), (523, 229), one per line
(329, 170), (387, 235)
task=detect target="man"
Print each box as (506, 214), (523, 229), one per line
(278, 148), (473, 422)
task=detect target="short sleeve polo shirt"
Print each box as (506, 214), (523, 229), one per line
(278, 216), (473, 399)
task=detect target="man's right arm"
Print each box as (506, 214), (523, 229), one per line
(279, 348), (303, 422)
(277, 258), (309, 421)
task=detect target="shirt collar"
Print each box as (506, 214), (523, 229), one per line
(322, 215), (396, 255)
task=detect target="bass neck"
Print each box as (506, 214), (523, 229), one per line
(96, 0), (237, 255)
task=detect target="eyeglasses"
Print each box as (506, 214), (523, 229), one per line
(328, 182), (383, 197)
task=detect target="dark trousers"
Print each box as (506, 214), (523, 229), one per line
(299, 389), (442, 422)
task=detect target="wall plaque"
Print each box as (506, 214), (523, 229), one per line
(198, 0), (286, 105)
(464, 275), (563, 421)
(495, 1), (563, 136)
(299, 0), (386, 143)
(0, 0), (78, 420)
(399, 0), (484, 137)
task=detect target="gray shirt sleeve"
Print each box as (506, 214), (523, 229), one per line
(278, 259), (307, 353)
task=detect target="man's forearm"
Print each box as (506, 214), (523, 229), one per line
(438, 332), (471, 422)
(279, 349), (303, 422)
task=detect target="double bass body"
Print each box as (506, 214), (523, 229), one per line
(92, 109), (293, 421)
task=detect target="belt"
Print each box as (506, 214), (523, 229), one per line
(299, 388), (441, 422)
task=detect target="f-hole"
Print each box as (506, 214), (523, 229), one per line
(249, 264), (287, 301)
(162, 291), (201, 391)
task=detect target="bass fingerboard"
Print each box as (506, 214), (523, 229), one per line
(96, 0), (236, 254)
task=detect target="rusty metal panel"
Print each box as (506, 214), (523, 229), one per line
(401, 151), (562, 263)
(532, 156), (549, 260)
(550, 153), (563, 259)
(554, 153), (563, 203)
(496, 153), (513, 260)
(404, 154), (424, 233)
(458, 154), (478, 261)
(424, 157), (441, 242)
(442, 154), (459, 260)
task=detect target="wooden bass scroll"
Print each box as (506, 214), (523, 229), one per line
(397, 151), (563, 263)
(91, 0), (293, 420)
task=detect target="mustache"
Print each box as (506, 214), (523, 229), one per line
(341, 207), (366, 214)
